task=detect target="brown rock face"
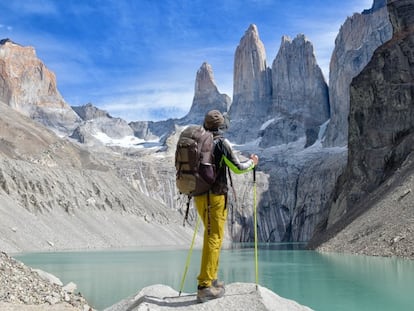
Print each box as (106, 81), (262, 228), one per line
(0, 39), (66, 111)
(0, 39), (80, 134)
(327, 0), (414, 226)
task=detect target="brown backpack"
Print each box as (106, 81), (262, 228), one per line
(175, 125), (216, 196)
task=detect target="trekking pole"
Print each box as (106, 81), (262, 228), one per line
(179, 215), (201, 296)
(253, 167), (259, 290)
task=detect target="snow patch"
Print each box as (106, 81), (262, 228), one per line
(318, 119), (330, 141)
(260, 118), (275, 131)
(92, 132), (160, 149)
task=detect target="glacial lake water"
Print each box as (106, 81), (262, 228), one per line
(15, 244), (414, 311)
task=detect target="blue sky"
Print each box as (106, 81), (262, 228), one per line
(0, 0), (373, 122)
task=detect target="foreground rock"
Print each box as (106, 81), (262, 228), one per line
(0, 252), (91, 310)
(104, 283), (313, 311)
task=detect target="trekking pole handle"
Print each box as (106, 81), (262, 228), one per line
(250, 154), (258, 183)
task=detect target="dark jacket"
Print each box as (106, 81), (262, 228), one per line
(210, 131), (255, 195)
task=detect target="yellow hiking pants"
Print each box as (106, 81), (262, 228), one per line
(194, 192), (227, 288)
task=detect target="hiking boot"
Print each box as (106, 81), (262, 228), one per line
(212, 279), (225, 288)
(197, 285), (225, 303)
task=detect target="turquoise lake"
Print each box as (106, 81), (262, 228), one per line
(15, 245), (414, 310)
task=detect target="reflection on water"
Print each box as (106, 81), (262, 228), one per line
(15, 245), (414, 311)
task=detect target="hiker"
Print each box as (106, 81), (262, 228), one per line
(195, 110), (259, 302)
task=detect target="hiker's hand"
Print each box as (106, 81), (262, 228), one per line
(250, 154), (259, 166)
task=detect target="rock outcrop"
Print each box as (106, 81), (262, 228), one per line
(0, 39), (81, 135)
(324, 0), (393, 147)
(310, 0), (414, 258)
(72, 103), (111, 121)
(104, 283), (313, 311)
(71, 104), (135, 146)
(131, 62), (230, 143)
(260, 34), (329, 148)
(184, 62), (230, 124)
(228, 24), (272, 144)
(129, 119), (176, 144)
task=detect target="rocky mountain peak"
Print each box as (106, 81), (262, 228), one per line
(232, 23), (270, 105)
(245, 23), (259, 39)
(0, 39), (63, 110)
(362, 0), (387, 14)
(0, 38), (81, 135)
(70, 103), (135, 145)
(271, 33), (326, 104)
(229, 23), (272, 143)
(72, 103), (111, 121)
(323, 3), (392, 147)
(259, 33), (329, 147)
(280, 33), (307, 46)
(0, 38), (16, 45)
(183, 62), (230, 125)
(194, 62), (219, 96)
(131, 62), (231, 142)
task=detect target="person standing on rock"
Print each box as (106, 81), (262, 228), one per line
(195, 110), (259, 302)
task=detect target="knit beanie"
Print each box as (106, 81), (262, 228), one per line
(203, 110), (225, 130)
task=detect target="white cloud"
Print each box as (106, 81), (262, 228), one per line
(99, 81), (195, 122)
(0, 24), (13, 32)
(6, 0), (58, 16)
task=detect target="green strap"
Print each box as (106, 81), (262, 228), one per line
(221, 155), (255, 174)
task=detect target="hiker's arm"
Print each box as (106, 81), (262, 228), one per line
(220, 139), (258, 174)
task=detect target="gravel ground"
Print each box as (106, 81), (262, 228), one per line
(316, 155), (414, 260)
(0, 252), (93, 311)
